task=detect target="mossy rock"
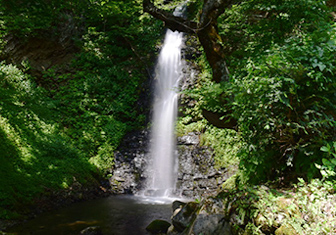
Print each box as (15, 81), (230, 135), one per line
(171, 202), (200, 232)
(275, 224), (298, 235)
(172, 200), (186, 212)
(276, 197), (300, 217)
(221, 174), (237, 190)
(146, 219), (171, 234)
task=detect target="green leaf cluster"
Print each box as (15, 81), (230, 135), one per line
(0, 63), (97, 219)
(193, 1), (336, 183)
(0, 0), (163, 219)
(317, 142), (336, 180)
(217, 178), (336, 234)
(231, 23), (336, 182)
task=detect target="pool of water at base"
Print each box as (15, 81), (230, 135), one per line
(7, 195), (175, 235)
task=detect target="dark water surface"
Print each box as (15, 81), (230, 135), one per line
(7, 195), (173, 235)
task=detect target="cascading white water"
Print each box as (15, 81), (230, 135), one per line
(146, 10), (184, 198)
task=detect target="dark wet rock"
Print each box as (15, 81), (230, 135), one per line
(109, 129), (230, 198)
(146, 219), (171, 234)
(80, 226), (103, 235)
(192, 214), (232, 235)
(171, 202), (199, 232)
(110, 130), (150, 194)
(172, 201), (186, 212)
(176, 143), (229, 198)
(167, 198), (234, 235)
(0, 13), (83, 82)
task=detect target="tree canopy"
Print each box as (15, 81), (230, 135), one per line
(144, 0), (336, 182)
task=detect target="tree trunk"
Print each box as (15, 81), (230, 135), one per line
(143, 0), (237, 83)
(143, 0), (239, 128)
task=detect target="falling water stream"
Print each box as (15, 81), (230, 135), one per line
(145, 7), (184, 198)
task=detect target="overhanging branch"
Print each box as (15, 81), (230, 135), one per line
(143, 0), (239, 128)
(143, 0), (198, 34)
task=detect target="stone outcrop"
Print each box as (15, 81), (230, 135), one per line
(166, 199), (233, 235)
(109, 130), (149, 194)
(0, 13), (82, 80)
(146, 220), (171, 234)
(176, 133), (230, 198)
(109, 130), (230, 198)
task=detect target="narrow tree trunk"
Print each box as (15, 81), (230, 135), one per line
(143, 0), (238, 128)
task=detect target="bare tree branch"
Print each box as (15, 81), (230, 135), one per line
(143, 0), (198, 33)
(143, 0), (240, 83)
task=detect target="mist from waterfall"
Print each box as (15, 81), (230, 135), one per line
(146, 9), (184, 198)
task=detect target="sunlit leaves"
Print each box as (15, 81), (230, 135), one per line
(214, 1), (336, 182)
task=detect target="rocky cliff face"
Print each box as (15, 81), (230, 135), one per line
(0, 13), (82, 80)
(109, 130), (230, 198)
(176, 133), (230, 198)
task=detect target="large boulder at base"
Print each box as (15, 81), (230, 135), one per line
(167, 197), (236, 235)
(146, 220), (171, 234)
(171, 202), (199, 232)
(192, 213), (232, 235)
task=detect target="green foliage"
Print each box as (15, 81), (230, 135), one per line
(231, 24), (336, 182)
(181, 0), (335, 183)
(219, 0), (330, 63)
(217, 179), (336, 234)
(316, 142), (336, 180)
(0, 0), (87, 36)
(176, 119), (207, 137)
(0, 63), (96, 219)
(43, 3), (162, 166)
(293, 178), (336, 234)
(196, 1), (336, 183)
(200, 126), (240, 170)
(0, 0), (163, 219)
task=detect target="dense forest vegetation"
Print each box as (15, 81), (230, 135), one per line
(0, 0), (163, 219)
(0, 0), (335, 233)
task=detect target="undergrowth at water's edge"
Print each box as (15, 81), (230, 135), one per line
(0, 63), (97, 220)
(217, 177), (336, 235)
(0, 0), (163, 220)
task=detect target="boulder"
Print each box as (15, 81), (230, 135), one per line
(146, 220), (171, 234)
(192, 214), (232, 235)
(172, 200), (186, 211)
(171, 202), (199, 232)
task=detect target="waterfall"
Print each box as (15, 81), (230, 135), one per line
(146, 8), (184, 198)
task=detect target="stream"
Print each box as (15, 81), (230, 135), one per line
(7, 195), (173, 235)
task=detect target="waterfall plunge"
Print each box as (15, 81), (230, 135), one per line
(146, 22), (184, 198)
